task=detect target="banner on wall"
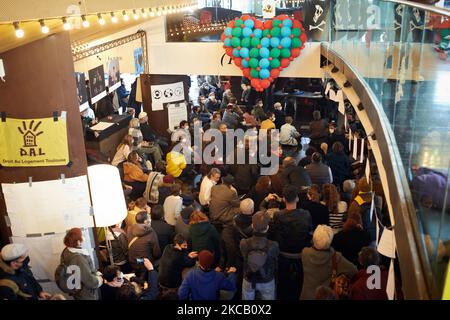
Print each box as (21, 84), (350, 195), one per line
(0, 115), (69, 167)
(168, 102), (188, 131)
(302, 0), (330, 41)
(262, 0), (277, 19)
(88, 65), (106, 104)
(150, 81), (185, 111)
(75, 72), (89, 112)
(134, 47), (145, 74)
(107, 58), (121, 92)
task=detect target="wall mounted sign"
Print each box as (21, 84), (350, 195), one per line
(0, 114), (69, 167)
(221, 14), (307, 92)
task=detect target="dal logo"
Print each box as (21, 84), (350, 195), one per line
(17, 120), (46, 157)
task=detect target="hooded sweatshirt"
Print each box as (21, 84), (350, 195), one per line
(127, 223), (161, 269)
(189, 222), (220, 265)
(178, 267), (236, 300)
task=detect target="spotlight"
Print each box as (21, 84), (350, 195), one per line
(62, 17), (71, 30)
(39, 19), (49, 34)
(142, 8), (148, 18)
(81, 15), (90, 28)
(123, 10), (129, 21)
(133, 9), (139, 20)
(97, 13), (105, 25)
(13, 22), (24, 38)
(111, 12), (118, 23)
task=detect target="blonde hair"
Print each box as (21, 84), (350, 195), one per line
(129, 118), (140, 129)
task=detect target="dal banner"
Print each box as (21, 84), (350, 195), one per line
(0, 114), (69, 167)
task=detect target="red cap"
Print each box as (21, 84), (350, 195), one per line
(198, 250), (214, 269)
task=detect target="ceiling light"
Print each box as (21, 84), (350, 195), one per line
(62, 17), (71, 30)
(111, 12), (118, 23)
(97, 13), (105, 25)
(81, 15), (90, 28)
(13, 22), (24, 38)
(123, 11), (129, 21)
(39, 19), (49, 34)
(133, 9), (139, 20)
(142, 8), (148, 18)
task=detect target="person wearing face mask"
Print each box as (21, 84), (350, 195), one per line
(260, 112), (276, 131)
(0, 243), (52, 300)
(273, 102), (286, 129)
(325, 121), (346, 154)
(206, 92), (221, 113)
(251, 99), (266, 123)
(100, 266), (125, 300)
(60, 228), (103, 300)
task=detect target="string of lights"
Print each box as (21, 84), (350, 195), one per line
(6, 2), (198, 39)
(168, 18), (232, 37)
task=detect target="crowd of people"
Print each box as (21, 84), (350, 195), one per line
(0, 78), (401, 301)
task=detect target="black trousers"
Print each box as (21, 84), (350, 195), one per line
(277, 256), (303, 300)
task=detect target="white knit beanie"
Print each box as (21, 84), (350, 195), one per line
(313, 225), (334, 250)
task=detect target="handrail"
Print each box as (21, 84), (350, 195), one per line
(383, 0), (450, 16)
(320, 43), (434, 299)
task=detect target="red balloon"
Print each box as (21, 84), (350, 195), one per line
(242, 68), (251, 78)
(241, 15), (251, 21)
(277, 15), (289, 21)
(291, 48), (301, 58)
(228, 20), (235, 28)
(263, 20), (273, 29)
(234, 58), (242, 67)
(251, 78), (262, 89)
(261, 79), (271, 89)
(301, 32), (307, 44)
(292, 20), (302, 29)
(270, 68), (280, 78)
(221, 33), (226, 42)
(281, 58), (290, 68)
(225, 48), (234, 57)
(254, 20), (263, 29)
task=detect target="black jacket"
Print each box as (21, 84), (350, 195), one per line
(240, 234), (279, 283)
(158, 245), (196, 288)
(151, 220), (175, 254)
(230, 163), (259, 195)
(281, 165), (312, 189)
(221, 214), (253, 268)
(95, 93), (115, 120)
(274, 109), (286, 129)
(127, 223), (161, 269)
(189, 222), (221, 265)
(332, 228), (372, 267)
(0, 258), (42, 300)
(327, 152), (351, 186)
(269, 209), (312, 254)
(300, 200), (329, 230)
(140, 123), (157, 142)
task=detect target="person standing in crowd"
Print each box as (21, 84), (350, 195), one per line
(105, 223), (131, 272)
(199, 168), (221, 207)
(240, 211), (279, 300)
(332, 214), (371, 267)
(189, 211), (221, 266)
(260, 112), (276, 131)
(327, 141), (351, 188)
(176, 207), (194, 240)
(309, 110), (328, 148)
(326, 121), (346, 153)
(300, 185), (329, 230)
(150, 205), (175, 252)
(322, 183), (348, 233)
(206, 92), (221, 113)
(270, 185), (312, 300)
(279, 116), (301, 147)
(209, 175), (241, 227)
(300, 225), (357, 300)
(60, 228), (103, 300)
(281, 157), (312, 190)
(252, 98), (266, 122)
(247, 176), (272, 210)
(95, 87), (115, 120)
(299, 146), (317, 168)
(117, 78), (130, 113)
(163, 184), (183, 226)
(127, 211), (161, 271)
(158, 234), (198, 297)
(273, 102), (286, 129)
(305, 152), (333, 187)
(230, 157), (260, 197)
(0, 244), (52, 300)
(128, 78), (141, 116)
(178, 250), (237, 300)
(100, 266), (124, 300)
(158, 174), (175, 205)
(341, 179), (356, 203)
(125, 197), (150, 231)
(111, 135), (133, 167)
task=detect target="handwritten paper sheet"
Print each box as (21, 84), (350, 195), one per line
(2, 176), (93, 237)
(168, 102), (188, 131)
(90, 122), (114, 131)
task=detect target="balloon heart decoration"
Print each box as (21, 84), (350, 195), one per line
(221, 14), (307, 92)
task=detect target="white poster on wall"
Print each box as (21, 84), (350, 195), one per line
(168, 102), (188, 131)
(263, 0), (277, 18)
(151, 81), (185, 111)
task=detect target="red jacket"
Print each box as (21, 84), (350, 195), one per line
(351, 267), (403, 300)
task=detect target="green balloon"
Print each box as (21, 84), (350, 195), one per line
(272, 19), (281, 27)
(291, 38), (302, 48)
(232, 27), (242, 37)
(241, 38), (251, 48)
(250, 37), (260, 47)
(250, 68), (259, 78)
(271, 27), (281, 37)
(249, 48), (259, 58)
(270, 58), (281, 69)
(249, 58), (259, 69)
(281, 48), (291, 58)
(231, 37), (241, 48)
(292, 28), (301, 37)
(262, 29), (270, 37)
(270, 48), (281, 58)
(235, 19), (244, 27)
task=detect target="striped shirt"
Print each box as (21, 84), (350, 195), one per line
(321, 201), (348, 232)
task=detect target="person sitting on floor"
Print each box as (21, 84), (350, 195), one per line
(123, 151), (149, 200)
(279, 116), (301, 147)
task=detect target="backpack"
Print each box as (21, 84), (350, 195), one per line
(329, 252), (351, 300)
(354, 195), (378, 242)
(54, 250), (80, 295)
(245, 240), (270, 286)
